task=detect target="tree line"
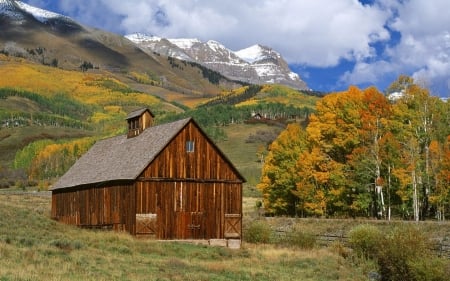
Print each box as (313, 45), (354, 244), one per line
(158, 102), (311, 141)
(258, 76), (450, 221)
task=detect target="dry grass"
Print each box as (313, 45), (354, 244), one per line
(0, 192), (368, 281)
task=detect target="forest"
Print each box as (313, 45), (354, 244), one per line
(258, 76), (450, 221)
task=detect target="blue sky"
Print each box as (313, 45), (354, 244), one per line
(24, 0), (450, 97)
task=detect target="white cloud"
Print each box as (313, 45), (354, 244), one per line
(340, 0), (450, 95)
(22, 0), (450, 96)
(339, 60), (396, 86)
(33, 0), (390, 68)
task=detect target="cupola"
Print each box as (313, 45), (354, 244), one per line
(126, 108), (154, 138)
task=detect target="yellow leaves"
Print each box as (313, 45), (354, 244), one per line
(304, 189), (326, 216)
(235, 84), (318, 109)
(0, 61), (162, 109)
(257, 123), (307, 215)
(90, 112), (111, 123)
(129, 71), (160, 85)
(28, 137), (96, 180)
(104, 105), (123, 114)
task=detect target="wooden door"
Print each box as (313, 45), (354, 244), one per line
(224, 214), (241, 239)
(135, 213), (157, 237)
(188, 211), (204, 239)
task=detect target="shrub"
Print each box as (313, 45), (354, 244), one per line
(348, 224), (383, 260)
(348, 224), (448, 281)
(244, 220), (272, 244)
(408, 256), (450, 281)
(376, 225), (434, 281)
(282, 227), (316, 249)
(0, 180), (10, 189)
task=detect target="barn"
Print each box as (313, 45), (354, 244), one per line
(51, 108), (244, 244)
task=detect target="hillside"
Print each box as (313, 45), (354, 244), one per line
(0, 54), (318, 188)
(0, 0), (244, 98)
(127, 33), (308, 90)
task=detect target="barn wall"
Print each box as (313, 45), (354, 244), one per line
(135, 181), (242, 239)
(52, 184), (136, 234)
(141, 122), (241, 181)
(51, 120), (243, 240)
(135, 121), (243, 239)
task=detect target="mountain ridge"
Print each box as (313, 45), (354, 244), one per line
(126, 33), (309, 90)
(0, 0), (246, 101)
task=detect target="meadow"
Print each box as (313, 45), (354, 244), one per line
(0, 192), (369, 281)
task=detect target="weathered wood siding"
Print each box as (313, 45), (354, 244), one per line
(52, 183), (136, 234)
(136, 122), (243, 239)
(136, 181), (241, 239)
(51, 120), (243, 239)
(141, 122), (240, 180)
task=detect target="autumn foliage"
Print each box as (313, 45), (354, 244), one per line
(258, 76), (450, 220)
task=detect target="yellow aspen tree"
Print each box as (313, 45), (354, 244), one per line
(257, 123), (307, 216)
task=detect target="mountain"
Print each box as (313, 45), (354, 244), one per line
(126, 33), (309, 90)
(0, 0), (243, 100)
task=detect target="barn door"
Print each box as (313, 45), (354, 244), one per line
(188, 211), (204, 239)
(224, 214), (241, 239)
(135, 213), (157, 237)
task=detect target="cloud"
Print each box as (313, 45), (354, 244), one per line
(22, 0), (450, 96)
(31, 0), (390, 68)
(340, 0), (450, 95)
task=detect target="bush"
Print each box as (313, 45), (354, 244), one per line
(282, 227), (316, 249)
(348, 224), (383, 260)
(408, 256), (450, 281)
(376, 225), (435, 281)
(244, 220), (272, 244)
(348, 224), (450, 281)
(0, 180), (10, 189)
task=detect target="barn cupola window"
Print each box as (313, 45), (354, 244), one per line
(126, 108), (155, 138)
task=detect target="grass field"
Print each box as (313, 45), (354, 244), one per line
(217, 123), (281, 196)
(0, 192), (370, 281)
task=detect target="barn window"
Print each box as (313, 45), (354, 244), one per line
(186, 140), (195, 152)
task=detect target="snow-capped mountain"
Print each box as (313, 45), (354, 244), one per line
(0, 0), (246, 97)
(126, 33), (308, 90)
(0, 0), (75, 26)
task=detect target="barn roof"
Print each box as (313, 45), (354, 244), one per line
(51, 118), (191, 190)
(51, 117), (245, 191)
(126, 107), (154, 120)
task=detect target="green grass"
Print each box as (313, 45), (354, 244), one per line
(0, 126), (92, 165)
(217, 123), (280, 196)
(0, 193), (368, 281)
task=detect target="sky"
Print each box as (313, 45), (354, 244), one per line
(23, 0), (450, 97)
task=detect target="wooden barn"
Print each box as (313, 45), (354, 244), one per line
(51, 108), (244, 244)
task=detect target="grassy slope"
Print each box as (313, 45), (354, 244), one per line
(0, 193), (366, 281)
(0, 56), (179, 167)
(0, 56), (318, 188)
(236, 84), (318, 109)
(216, 123), (281, 196)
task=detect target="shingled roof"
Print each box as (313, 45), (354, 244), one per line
(126, 107), (154, 120)
(51, 118), (191, 190)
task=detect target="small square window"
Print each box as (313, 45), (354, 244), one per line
(186, 140), (195, 152)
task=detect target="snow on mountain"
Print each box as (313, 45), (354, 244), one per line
(235, 45), (268, 64)
(126, 33), (308, 90)
(206, 40), (227, 53)
(0, 0), (69, 24)
(124, 33), (193, 61)
(168, 38), (201, 49)
(125, 33), (161, 43)
(0, 0), (24, 21)
(16, 1), (64, 23)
